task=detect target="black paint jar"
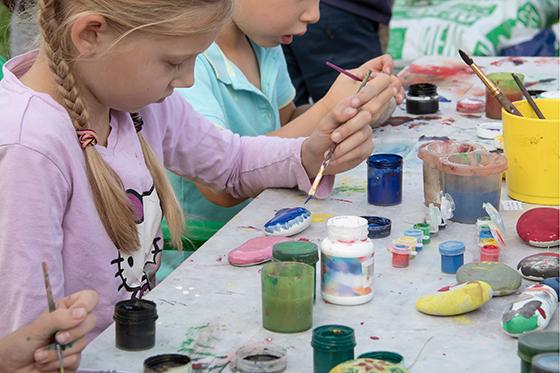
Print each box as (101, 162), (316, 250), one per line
(114, 299), (158, 351)
(361, 216), (392, 239)
(406, 83), (439, 115)
(144, 354), (192, 373)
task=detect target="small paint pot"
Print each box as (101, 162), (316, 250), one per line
(406, 83), (439, 115)
(476, 216), (492, 231)
(367, 154), (403, 206)
(144, 354), (192, 373)
(394, 236), (417, 260)
(480, 238), (498, 247)
(439, 240), (465, 274)
(480, 244), (500, 262)
(235, 343), (287, 373)
(272, 241), (319, 302)
(311, 325), (355, 373)
(486, 72), (524, 119)
(357, 351), (404, 365)
(389, 244), (413, 268)
(361, 216), (392, 239)
(413, 223), (431, 244)
(518, 331), (559, 373)
(479, 230), (493, 239)
(456, 97), (484, 116)
(114, 299), (158, 351)
(403, 229), (424, 252)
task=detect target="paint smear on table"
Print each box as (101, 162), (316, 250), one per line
(312, 213), (334, 223)
(490, 57), (526, 66)
(453, 315), (473, 325)
(178, 322), (230, 368)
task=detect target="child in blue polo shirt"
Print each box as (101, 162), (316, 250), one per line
(165, 0), (403, 254)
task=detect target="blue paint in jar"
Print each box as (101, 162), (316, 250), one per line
(438, 240), (465, 274)
(367, 154), (403, 206)
(403, 229), (424, 252)
(479, 230), (493, 239)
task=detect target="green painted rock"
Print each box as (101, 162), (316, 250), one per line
(456, 262), (522, 296)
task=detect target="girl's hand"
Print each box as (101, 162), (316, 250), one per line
(0, 290), (98, 372)
(302, 83), (384, 177)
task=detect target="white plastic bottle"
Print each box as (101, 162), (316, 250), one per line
(321, 216), (375, 305)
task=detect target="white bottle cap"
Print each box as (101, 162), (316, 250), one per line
(327, 216), (368, 242)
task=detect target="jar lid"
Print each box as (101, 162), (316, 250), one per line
(272, 241), (318, 265)
(311, 325), (356, 351)
(327, 216), (369, 242)
(403, 229), (423, 239)
(367, 154), (403, 168)
(235, 343), (287, 373)
(144, 354), (191, 373)
(330, 358), (409, 373)
(531, 352), (560, 373)
(518, 332), (559, 360)
(439, 240), (465, 256)
(357, 351), (404, 364)
(361, 216), (391, 239)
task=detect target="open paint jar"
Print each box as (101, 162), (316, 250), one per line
(485, 72), (524, 119)
(480, 244), (500, 262)
(414, 223), (431, 244)
(439, 240), (465, 274)
(114, 299), (158, 351)
(361, 216), (392, 239)
(261, 261), (314, 333)
(403, 229), (424, 252)
(234, 343), (287, 373)
(418, 141), (483, 207)
(144, 354), (192, 373)
(518, 331), (559, 373)
(439, 151), (507, 224)
(357, 351), (404, 365)
(311, 325), (355, 373)
(272, 241), (319, 302)
(389, 244), (414, 268)
(367, 154), (403, 206)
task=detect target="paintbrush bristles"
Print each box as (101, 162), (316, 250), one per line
(458, 49), (473, 65)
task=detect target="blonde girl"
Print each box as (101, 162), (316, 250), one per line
(0, 0), (377, 354)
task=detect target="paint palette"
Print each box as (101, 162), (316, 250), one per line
(516, 208), (560, 247)
(264, 207), (311, 236)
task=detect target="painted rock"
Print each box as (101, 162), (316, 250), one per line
(416, 281), (493, 316)
(516, 208), (560, 247)
(330, 358), (409, 373)
(456, 262), (521, 296)
(517, 253), (560, 281)
(502, 283), (558, 338)
(264, 207), (311, 236)
(228, 236), (292, 267)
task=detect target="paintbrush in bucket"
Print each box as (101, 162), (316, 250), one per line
(458, 49), (522, 117)
(304, 70), (372, 205)
(511, 73), (546, 119)
(41, 262), (65, 373)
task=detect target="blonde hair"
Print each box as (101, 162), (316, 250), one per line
(38, 0), (233, 252)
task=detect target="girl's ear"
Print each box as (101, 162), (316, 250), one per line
(70, 14), (110, 57)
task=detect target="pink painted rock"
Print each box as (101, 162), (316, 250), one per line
(517, 208), (559, 247)
(228, 236), (292, 267)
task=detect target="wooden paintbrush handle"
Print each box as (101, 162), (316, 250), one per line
(495, 92), (522, 116)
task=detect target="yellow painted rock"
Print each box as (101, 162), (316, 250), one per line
(416, 281), (493, 316)
(330, 358), (409, 373)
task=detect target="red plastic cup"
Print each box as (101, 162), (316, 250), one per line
(480, 244), (500, 262)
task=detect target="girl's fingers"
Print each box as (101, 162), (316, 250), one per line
(328, 134), (374, 173)
(35, 352), (81, 372)
(55, 313), (96, 345)
(352, 74), (392, 107)
(331, 124), (373, 163)
(34, 337), (88, 366)
(361, 85), (398, 123)
(330, 110), (372, 144)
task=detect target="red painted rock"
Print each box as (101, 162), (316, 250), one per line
(517, 253), (560, 281)
(516, 208), (559, 247)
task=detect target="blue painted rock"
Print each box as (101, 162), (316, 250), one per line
(456, 262), (522, 296)
(517, 253), (560, 281)
(264, 207), (311, 236)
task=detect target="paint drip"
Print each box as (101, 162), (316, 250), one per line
(264, 207), (311, 236)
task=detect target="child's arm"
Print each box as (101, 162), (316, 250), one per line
(195, 181), (247, 207)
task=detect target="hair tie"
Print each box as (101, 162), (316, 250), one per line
(76, 129), (98, 149)
(130, 112), (144, 132)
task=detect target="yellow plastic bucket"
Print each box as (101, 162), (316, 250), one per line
(502, 99), (559, 205)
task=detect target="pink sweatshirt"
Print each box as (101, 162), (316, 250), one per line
(0, 52), (333, 338)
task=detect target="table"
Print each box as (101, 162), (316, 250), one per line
(81, 57), (560, 372)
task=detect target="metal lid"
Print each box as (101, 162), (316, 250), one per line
(518, 332), (559, 361)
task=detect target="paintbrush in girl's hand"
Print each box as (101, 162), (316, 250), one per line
(41, 262), (65, 373)
(326, 61), (363, 82)
(304, 70), (372, 205)
(458, 49), (522, 117)
(511, 73), (546, 119)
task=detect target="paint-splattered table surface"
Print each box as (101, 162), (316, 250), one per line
(82, 56), (559, 372)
